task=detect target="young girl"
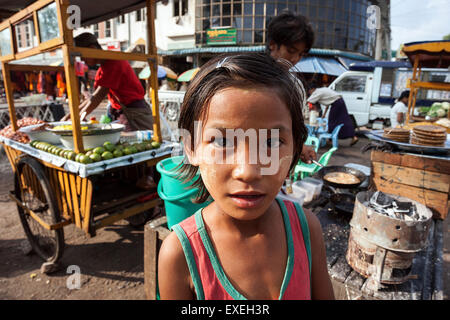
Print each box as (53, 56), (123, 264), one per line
(158, 53), (335, 300)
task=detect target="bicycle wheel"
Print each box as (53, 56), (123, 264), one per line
(14, 156), (64, 263)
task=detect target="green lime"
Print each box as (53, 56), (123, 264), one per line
(78, 154), (87, 163)
(113, 149), (123, 158)
(134, 143), (144, 152)
(59, 149), (67, 157)
(67, 151), (76, 161)
(93, 147), (105, 155)
(79, 155), (92, 164)
(151, 141), (161, 149)
(101, 151), (114, 160)
(104, 143), (115, 152)
(76, 153), (84, 163)
(129, 146), (138, 154)
(89, 153), (102, 162)
(85, 150), (93, 157)
(123, 147), (132, 155)
(103, 141), (112, 147)
(144, 142), (153, 150)
(30, 140), (39, 147)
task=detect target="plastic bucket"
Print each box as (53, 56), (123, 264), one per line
(156, 156), (209, 229)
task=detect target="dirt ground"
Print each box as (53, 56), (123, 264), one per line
(0, 134), (448, 300)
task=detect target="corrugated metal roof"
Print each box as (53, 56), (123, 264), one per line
(158, 46), (372, 62)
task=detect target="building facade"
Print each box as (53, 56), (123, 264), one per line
(195, 0), (380, 57)
(73, 0), (391, 76)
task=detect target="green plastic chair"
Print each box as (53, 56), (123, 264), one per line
(305, 135), (320, 153)
(293, 147), (338, 181)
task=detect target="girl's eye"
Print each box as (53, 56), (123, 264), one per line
(213, 137), (233, 148)
(266, 137), (281, 148)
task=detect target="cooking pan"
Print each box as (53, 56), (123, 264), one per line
(316, 165), (366, 189)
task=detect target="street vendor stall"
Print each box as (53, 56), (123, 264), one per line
(346, 40), (449, 299)
(403, 40), (450, 127)
(0, 0), (173, 269)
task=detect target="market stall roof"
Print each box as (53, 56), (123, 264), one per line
(402, 40), (450, 69)
(349, 60), (412, 72)
(0, 0), (162, 26)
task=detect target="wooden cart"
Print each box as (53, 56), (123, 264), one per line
(0, 0), (170, 267)
(403, 41), (450, 125)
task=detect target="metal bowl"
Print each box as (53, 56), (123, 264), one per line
(47, 123), (125, 150)
(47, 123), (124, 136)
(19, 123), (61, 144)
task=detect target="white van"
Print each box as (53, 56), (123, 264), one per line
(328, 61), (450, 128)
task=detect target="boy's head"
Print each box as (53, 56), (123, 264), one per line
(399, 90), (410, 103)
(267, 11), (315, 66)
(74, 32), (103, 66)
(178, 53), (308, 203)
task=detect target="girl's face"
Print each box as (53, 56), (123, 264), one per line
(188, 87), (294, 221)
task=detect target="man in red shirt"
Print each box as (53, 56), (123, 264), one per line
(62, 33), (153, 131)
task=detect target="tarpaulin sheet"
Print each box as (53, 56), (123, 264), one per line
(291, 56), (347, 76)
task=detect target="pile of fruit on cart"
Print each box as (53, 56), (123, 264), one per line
(0, 117), (46, 143)
(30, 139), (161, 164)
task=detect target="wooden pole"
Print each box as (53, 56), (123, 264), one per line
(144, 223), (158, 300)
(32, 11), (41, 45)
(62, 44), (83, 153)
(58, 0), (83, 153)
(1, 62), (18, 131)
(146, 0), (161, 143)
(406, 55), (420, 124)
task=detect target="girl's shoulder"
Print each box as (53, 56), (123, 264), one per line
(281, 199), (322, 241)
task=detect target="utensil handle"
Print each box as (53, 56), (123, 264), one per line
(312, 160), (324, 168)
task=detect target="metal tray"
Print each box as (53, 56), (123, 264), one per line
(367, 130), (450, 155)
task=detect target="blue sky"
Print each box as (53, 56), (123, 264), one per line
(390, 0), (450, 50)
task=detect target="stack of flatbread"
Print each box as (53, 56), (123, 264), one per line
(383, 128), (410, 143)
(411, 125), (447, 147)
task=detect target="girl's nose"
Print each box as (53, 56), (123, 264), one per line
(231, 162), (262, 182)
(231, 143), (262, 182)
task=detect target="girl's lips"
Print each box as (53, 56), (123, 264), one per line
(228, 193), (266, 208)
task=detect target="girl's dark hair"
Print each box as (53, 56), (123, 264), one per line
(266, 11), (315, 54)
(178, 53), (308, 203)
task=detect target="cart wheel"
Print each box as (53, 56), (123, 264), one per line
(14, 156), (64, 263)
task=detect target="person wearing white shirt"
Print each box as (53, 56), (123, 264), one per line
(390, 90), (409, 128)
(307, 83), (358, 146)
